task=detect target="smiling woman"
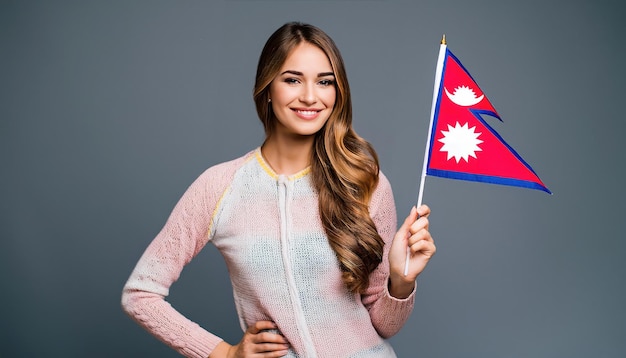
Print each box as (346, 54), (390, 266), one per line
(121, 22), (436, 358)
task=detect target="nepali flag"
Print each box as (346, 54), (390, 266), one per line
(419, 39), (551, 197)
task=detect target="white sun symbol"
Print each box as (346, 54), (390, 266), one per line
(444, 85), (484, 106)
(438, 122), (484, 163)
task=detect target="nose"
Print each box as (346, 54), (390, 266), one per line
(299, 83), (317, 105)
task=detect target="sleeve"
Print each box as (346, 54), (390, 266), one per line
(121, 166), (230, 358)
(360, 172), (416, 338)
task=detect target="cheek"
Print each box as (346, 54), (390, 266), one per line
(271, 87), (297, 106)
(324, 89), (337, 108)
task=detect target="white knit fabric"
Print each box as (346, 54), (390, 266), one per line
(122, 148), (415, 358)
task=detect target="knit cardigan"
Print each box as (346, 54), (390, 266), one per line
(122, 149), (415, 358)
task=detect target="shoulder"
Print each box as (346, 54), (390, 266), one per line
(369, 170), (398, 237)
(205, 149), (256, 174)
(378, 171), (392, 188)
(181, 149), (257, 200)
(370, 170), (396, 215)
(197, 149), (256, 182)
(373, 170), (394, 201)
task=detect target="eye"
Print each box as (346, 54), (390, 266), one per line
(284, 78), (300, 85)
(318, 79), (335, 87)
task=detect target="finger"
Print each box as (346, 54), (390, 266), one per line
(255, 342), (290, 353)
(416, 204), (431, 218)
(409, 217), (430, 236)
(407, 228), (433, 246)
(409, 240), (436, 257)
(248, 320), (278, 335)
(257, 331), (289, 344)
(398, 206), (420, 239)
(261, 350), (290, 358)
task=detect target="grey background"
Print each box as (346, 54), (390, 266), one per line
(2, 0), (624, 357)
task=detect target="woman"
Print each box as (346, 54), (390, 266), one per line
(122, 22), (435, 358)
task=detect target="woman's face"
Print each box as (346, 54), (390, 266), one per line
(268, 42), (336, 139)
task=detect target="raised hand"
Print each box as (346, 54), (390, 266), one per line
(388, 205), (436, 299)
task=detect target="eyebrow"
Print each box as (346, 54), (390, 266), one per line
(281, 70), (335, 77)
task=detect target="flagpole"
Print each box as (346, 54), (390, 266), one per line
(404, 35), (448, 276)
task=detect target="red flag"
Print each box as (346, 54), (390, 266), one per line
(424, 47), (551, 194)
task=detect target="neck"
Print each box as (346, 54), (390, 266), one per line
(261, 134), (315, 176)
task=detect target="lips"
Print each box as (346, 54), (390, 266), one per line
(293, 108), (323, 120)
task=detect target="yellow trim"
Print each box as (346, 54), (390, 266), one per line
(206, 151), (256, 238)
(291, 167), (311, 180)
(206, 186), (229, 238)
(255, 148), (311, 180)
(255, 150), (279, 179)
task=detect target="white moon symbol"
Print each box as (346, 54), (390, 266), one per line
(444, 85), (484, 107)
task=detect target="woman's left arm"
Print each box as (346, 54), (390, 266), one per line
(361, 173), (436, 338)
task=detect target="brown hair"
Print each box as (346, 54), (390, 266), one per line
(253, 22), (383, 293)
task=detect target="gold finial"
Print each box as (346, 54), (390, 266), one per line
(441, 34), (447, 45)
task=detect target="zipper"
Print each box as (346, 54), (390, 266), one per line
(277, 175), (318, 357)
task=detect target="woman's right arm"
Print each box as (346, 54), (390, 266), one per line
(121, 169), (224, 358)
(122, 160), (291, 358)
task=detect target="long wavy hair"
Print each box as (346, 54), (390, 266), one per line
(253, 22), (383, 294)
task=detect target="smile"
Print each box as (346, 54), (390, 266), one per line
(293, 109), (322, 119)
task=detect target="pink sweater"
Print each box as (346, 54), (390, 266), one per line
(122, 149), (415, 358)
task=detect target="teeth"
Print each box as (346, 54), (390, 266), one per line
(297, 110), (318, 115)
